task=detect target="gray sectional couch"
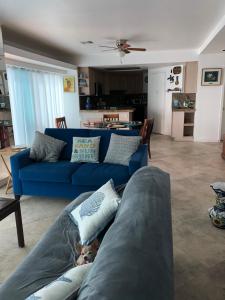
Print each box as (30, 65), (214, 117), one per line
(0, 166), (173, 300)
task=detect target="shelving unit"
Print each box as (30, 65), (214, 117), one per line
(78, 67), (91, 96)
(172, 110), (195, 141)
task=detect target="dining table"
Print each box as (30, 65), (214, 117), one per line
(82, 121), (143, 130)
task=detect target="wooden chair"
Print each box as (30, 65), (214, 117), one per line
(140, 118), (154, 159)
(55, 117), (67, 129)
(103, 114), (119, 122)
(0, 126), (10, 149)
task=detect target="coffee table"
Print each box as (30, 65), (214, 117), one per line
(0, 197), (25, 247)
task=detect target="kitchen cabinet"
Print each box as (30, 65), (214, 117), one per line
(184, 62), (198, 93)
(78, 67), (144, 96)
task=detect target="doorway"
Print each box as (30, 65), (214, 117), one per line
(148, 71), (166, 134)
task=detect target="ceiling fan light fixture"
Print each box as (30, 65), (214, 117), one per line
(119, 50), (126, 58)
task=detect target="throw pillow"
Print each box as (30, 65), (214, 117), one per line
(30, 131), (66, 162)
(70, 179), (121, 245)
(26, 263), (92, 300)
(71, 136), (100, 163)
(104, 133), (141, 166)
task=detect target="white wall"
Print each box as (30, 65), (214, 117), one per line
(194, 53), (225, 142)
(63, 69), (80, 128)
(76, 49), (198, 67)
(148, 65), (184, 135)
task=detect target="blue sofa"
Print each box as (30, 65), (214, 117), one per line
(10, 128), (148, 199)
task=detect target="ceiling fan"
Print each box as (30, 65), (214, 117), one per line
(98, 39), (146, 57)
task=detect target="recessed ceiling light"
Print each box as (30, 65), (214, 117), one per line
(80, 41), (93, 45)
(222, 49), (225, 52)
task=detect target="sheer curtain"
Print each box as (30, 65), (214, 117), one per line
(7, 66), (64, 145)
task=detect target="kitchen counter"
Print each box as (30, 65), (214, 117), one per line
(80, 108), (135, 112)
(172, 108), (195, 112)
(80, 108), (135, 127)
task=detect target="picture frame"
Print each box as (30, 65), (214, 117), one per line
(201, 68), (222, 86)
(63, 76), (75, 92)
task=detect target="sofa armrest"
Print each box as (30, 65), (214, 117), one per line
(10, 149), (33, 195)
(129, 144), (148, 175)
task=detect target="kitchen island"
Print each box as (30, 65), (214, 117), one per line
(80, 108), (135, 128)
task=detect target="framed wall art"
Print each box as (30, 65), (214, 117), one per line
(63, 76), (75, 92)
(201, 68), (222, 86)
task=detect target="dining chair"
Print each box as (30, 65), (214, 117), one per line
(55, 117), (67, 129)
(0, 126), (10, 149)
(140, 118), (154, 159)
(103, 113), (119, 122)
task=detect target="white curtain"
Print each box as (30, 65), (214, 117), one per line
(6, 66), (64, 145)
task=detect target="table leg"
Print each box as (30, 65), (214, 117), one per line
(5, 176), (12, 194)
(15, 203), (25, 247)
(1, 154), (12, 194)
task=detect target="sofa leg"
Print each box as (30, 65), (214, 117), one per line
(15, 195), (21, 201)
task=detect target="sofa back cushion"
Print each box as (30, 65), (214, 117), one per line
(45, 128), (139, 162)
(89, 129), (139, 162)
(77, 167), (173, 300)
(45, 128), (89, 160)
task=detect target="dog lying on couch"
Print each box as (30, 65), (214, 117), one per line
(75, 239), (100, 266)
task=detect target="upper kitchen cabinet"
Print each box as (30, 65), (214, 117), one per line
(78, 67), (145, 96)
(184, 61), (198, 93)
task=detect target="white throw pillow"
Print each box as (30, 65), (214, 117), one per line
(26, 263), (92, 300)
(70, 136), (100, 163)
(70, 179), (121, 245)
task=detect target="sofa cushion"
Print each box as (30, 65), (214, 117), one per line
(45, 128), (90, 160)
(20, 161), (82, 183)
(72, 163), (130, 187)
(26, 264), (92, 300)
(30, 131), (67, 162)
(70, 180), (120, 245)
(89, 129), (139, 162)
(104, 133), (141, 166)
(71, 136), (101, 163)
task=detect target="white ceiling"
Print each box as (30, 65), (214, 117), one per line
(202, 25), (225, 54)
(0, 0), (225, 58)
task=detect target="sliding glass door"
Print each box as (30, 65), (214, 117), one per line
(6, 66), (64, 145)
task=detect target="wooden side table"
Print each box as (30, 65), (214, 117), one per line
(0, 197), (25, 247)
(0, 146), (27, 194)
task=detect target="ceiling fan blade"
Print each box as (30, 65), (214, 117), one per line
(127, 48), (146, 51)
(98, 45), (117, 49)
(102, 49), (117, 52)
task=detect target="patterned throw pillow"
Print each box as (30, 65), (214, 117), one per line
(30, 131), (66, 162)
(104, 133), (141, 166)
(26, 263), (92, 300)
(70, 179), (121, 245)
(70, 136), (100, 163)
